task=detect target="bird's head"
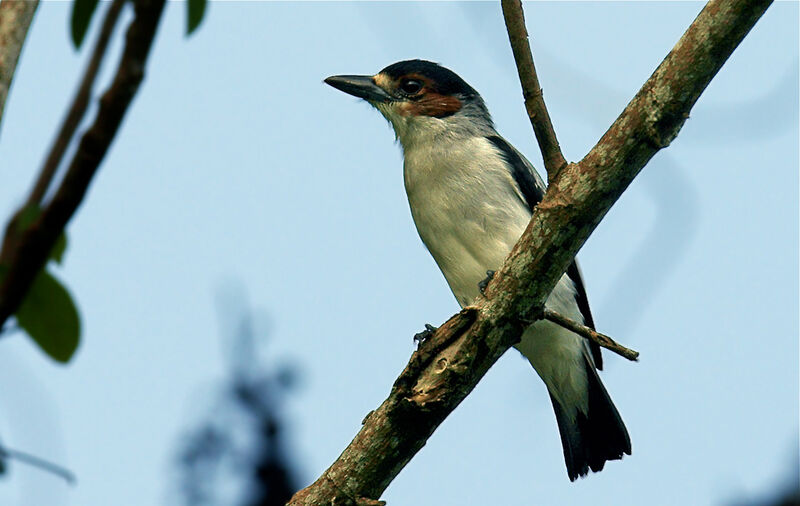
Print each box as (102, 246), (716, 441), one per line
(325, 60), (493, 148)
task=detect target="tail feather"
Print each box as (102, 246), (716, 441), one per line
(549, 355), (631, 481)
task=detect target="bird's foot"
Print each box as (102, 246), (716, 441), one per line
(413, 324), (438, 347)
(478, 270), (496, 295)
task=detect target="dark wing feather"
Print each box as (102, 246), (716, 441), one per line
(486, 135), (602, 369)
(486, 135), (545, 209)
(566, 261), (602, 369)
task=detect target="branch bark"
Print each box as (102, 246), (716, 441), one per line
(501, 0), (566, 181)
(288, 0), (772, 503)
(0, 0), (39, 134)
(0, 0), (166, 327)
(28, 0), (127, 206)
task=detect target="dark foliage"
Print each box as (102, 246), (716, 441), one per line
(176, 289), (300, 506)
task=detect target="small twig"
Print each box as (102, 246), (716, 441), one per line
(0, 444), (76, 484)
(28, 0), (126, 205)
(543, 309), (639, 361)
(0, 0), (166, 328)
(0, 0), (40, 135)
(501, 0), (567, 181)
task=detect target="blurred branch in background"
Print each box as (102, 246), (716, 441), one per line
(0, 0), (209, 364)
(28, 0), (126, 207)
(0, 440), (74, 484)
(175, 284), (301, 506)
(0, 0), (167, 364)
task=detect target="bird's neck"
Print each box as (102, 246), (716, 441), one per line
(375, 102), (495, 153)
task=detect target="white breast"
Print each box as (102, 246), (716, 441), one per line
(403, 135), (530, 306)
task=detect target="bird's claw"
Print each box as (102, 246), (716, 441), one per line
(413, 324), (438, 346)
(478, 270), (496, 295)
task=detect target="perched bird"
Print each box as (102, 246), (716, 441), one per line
(325, 59), (630, 481)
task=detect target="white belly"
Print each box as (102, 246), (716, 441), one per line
(404, 136), (590, 417)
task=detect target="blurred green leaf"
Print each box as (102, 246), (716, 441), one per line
(70, 0), (100, 49)
(50, 233), (68, 264)
(187, 0), (207, 36)
(15, 271), (80, 363)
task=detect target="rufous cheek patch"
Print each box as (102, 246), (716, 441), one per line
(412, 92), (463, 118)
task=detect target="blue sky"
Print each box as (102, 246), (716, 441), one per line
(0, 2), (797, 505)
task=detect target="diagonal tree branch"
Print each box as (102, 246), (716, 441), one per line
(0, 0), (39, 135)
(28, 0), (127, 206)
(0, 0), (166, 328)
(288, 0), (772, 503)
(501, 0), (566, 181)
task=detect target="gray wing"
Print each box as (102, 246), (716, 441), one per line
(486, 135), (603, 369)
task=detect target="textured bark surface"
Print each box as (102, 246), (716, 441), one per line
(288, 0), (772, 504)
(0, 0), (39, 131)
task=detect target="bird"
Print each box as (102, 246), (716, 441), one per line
(324, 59), (630, 481)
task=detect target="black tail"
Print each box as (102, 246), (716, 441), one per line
(549, 355), (631, 481)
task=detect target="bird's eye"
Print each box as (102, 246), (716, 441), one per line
(399, 79), (423, 95)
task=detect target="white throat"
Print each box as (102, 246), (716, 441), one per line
(372, 100), (494, 153)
